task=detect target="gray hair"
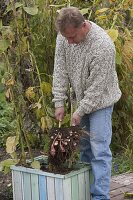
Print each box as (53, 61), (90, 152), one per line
(55, 7), (85, 32)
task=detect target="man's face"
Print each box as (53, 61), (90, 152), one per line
(61, 23), (86, 44)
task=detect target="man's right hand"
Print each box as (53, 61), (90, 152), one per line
(55, 107), (65, 121)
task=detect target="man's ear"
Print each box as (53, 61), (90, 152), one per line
(83, 21), (86, 28)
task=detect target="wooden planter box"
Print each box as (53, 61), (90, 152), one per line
(11, 156), (92, 200)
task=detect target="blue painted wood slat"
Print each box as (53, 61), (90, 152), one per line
(31, 174), (39, 200)
(39, 175), (48, 200)
(23, 172), (32, 200)
(12, 171), (23, 200)
(55, 178), (63, 200)
(63, 177), (72, 200)
(85, 171), (90, 200)
(78, 172), (86, 200)
(71, 175), (79, 200)
(47, 176), (55, 200)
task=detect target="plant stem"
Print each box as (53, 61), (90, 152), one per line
(88, 0), (96, 20)
(67, 0), (71, 7)
(23, 132), (34, 162)
(29, 51), (48, 116)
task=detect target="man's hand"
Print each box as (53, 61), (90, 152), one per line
(71, 112), (81, 126)
(55, 107), (65, 121)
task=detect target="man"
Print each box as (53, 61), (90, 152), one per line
(52, 7), (121, 200)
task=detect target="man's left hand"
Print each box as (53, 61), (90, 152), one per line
(71, 112), (81, 126)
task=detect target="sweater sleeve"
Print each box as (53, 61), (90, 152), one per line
(76, 47), (115, 116)
(52, 34), (69, 108)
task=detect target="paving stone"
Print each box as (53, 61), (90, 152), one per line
(127, 183), (133, 189)
(111, 193), (124, 200)
(110, 182), (124, 190)
(110, 173), (133, 199)
(111, 173), (133, 185)
(110, 186), (132, 197)
(124, 173), (133, 177)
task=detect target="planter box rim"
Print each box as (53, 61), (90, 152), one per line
(11, 164), (91, 179)
(10, 155), (91, 179)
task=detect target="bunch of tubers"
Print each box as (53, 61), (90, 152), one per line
(48, 126), (87, 169)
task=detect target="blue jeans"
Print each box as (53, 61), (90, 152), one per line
(80, 106), (113, 200)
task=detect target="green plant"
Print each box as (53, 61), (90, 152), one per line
(112, 150), (133, 176)
(0, 93), (16, 147)
(0, 0), (55, 168)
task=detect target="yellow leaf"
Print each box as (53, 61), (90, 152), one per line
(0, 159), (18, 172)
(40, 82), (52, 96)
(45, 116), (53, 129)
(130, 9), (133, 18)
(95, 8), (109, 15)
(1, 78), (5, 84)
(6, 136), (18, 154)
(35, 109), (44, 119)
(41, 117), (47, 131)
(25, 87), (35, 100)
(31, 160), (40, 169)
(5, 79), (15, 86)
(106, 29), (118, 42)
(97, 15), (107, 20)
(80, 8), (89, 15)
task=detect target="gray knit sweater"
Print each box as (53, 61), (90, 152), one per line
(52, 22), (121, 117)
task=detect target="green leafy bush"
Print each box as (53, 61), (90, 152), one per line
(0, 93), (16, 147)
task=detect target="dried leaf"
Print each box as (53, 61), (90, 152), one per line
(5, 88), (12, 102)
(6, 136), (18, 154)
(5, 79), (15, 86)
(25, 87), (35, 100)
(45, 116), (53, 129)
